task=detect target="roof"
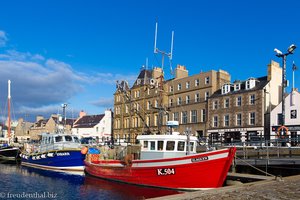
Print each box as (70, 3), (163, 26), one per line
(132, 69), (153, 88)
(34, 117), (75, 128)
(210, 76), (269, 98)
(73, 114), (104, 128)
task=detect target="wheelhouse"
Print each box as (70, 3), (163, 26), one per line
(137, 133), (198, 160)
(39, 133), (81, 153)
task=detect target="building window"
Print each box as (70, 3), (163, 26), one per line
(146, 116), (150, 127)
(224, 115), (229, 127)
(222, 84), (231, 94)
(147, 101), (151, 110)
(249, 112), (255, 125)
(236, 113), (242, 126)
(155, 100), (158, 107)
(173, 112), (179, 121)
(213, 100), (218, 110)
(182, 111), (188, 124)
(224, 98), (229, 108)
(186, 81), (190, 89)
(177, 83), (182, 91)
(169, 98), (173, 107)
(250, 94), (255, 105)
(205, 77), (210, 84)
(201, 109), (206, 122)
(177, 97), (182, 105)
(191, 110), (197, 123)
(246, 78), (256, 90)
(154, 115), (158, 126)
(277, 113), (283, 125)
(195, 79), (200, 86)
(136, 103), (140, 111)
(234, 83), (241, 91)
(236, 96), (242, 106)
(213, 116), (218, 127)
(169, 86), (174, 92)
(137, 90), (140, 98)
(195, 93), (200, 102)
(205, 91), (209, 101)
(147, 88), (150, 95)
(186, 95), (190, 104)
(125, 105), (129, 113)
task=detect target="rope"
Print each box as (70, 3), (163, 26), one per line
(235, 156), (278, 178)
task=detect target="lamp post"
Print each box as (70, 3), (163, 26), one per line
(274, 44), (296, 127)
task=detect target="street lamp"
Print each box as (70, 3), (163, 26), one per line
(274, 44), (296, 127)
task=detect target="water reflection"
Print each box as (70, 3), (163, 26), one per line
(0, 164), (180, 199)
(83, 175), (181, 199)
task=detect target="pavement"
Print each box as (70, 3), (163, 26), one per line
(148, 175), (300, 200)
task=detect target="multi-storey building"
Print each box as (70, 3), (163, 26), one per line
(206, 61), (282, 145)
(113, 65), (230, 142)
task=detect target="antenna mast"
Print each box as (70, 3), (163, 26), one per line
(152, 22), (175, 133)
(153, 22), (174, 70)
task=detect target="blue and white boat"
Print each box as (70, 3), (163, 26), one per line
(20, 133), (85, 171)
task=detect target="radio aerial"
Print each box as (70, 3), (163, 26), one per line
(153, 22), (174, 70)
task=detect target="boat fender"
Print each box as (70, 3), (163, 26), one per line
(81, 146), (88, 154)
(277, 126), (288, 139)
(124, 154), (133, 166)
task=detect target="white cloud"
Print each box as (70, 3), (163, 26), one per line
(0, 49), (137, 121)
(0, 30), (8, 47)
(0, 50), (45, 61)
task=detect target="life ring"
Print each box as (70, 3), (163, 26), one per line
(277, 126), (288, 139)
(124, 154), (133, 166)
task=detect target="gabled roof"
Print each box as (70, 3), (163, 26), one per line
(34, 117), (75, 128)
(210, 76), (269, 98)
(52, 117), (75, 126)
(132, 69), (152, 88)
(73, 114), (104, 128)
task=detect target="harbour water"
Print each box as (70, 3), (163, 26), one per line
(0, 163), (180, 199)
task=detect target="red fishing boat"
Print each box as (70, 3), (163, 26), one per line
(84, 132), (236, 190)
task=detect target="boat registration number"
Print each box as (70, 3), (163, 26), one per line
(191, 156), (208, 162)
(157, 168), (175, 176)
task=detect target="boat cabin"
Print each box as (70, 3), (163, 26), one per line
(136, 132), (198, 160)
(39, 133), (81, 153)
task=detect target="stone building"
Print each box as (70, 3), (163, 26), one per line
(14, 118), (33, 143)
(29, 114), (74, 140)
(113, 65), (230, 142)
(206, 61), (282, 145)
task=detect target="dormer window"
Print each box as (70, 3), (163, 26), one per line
(136, 79), (141, 85)
(246, 78), (256, 90)
(222, 84), (231, 94)
(234, 83), (241, 91)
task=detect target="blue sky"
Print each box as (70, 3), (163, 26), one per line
(0, 0), (299, 122)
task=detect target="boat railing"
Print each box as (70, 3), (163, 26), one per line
(25, 141), (81, 154)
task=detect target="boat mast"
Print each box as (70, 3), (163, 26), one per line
(8, 80), (11, 144)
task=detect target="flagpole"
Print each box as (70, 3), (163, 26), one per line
(292, 61), (297, 91)
(293, 61), (295, 90)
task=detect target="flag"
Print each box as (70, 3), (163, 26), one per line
(292, 61), (297, 71)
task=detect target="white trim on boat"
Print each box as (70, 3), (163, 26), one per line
(21, 162), (84, 171)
